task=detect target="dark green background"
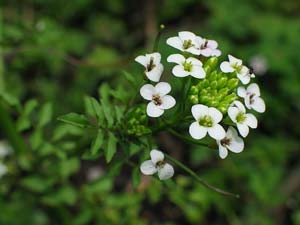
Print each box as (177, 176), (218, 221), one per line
(0, 0), (300, 224)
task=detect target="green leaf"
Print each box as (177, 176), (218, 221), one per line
(21, 176), (54, 193)
(122, 70), (137, 87)
(37, 102), (53, 128)
(100, 99), (114, 126)
(57, 113), (90, 128)
(105, 132), (117, 163)
(91, 131), (104, 155)
(84, 96), (104, 123)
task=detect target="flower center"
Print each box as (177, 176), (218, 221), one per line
(200, 40), (208, 49)
(248, 93), (256, 104)
(183, 61), (193, 72)
(232, 62), (243, 72)
(236, 112), (246, 123)
(198, 115), (214, 127)
(182, 39), (194, 49)
(152, 94), (162, 106)
(146, 57), (156, 72)
(156, 160), (165, 168)
(221, 137), (232, 147)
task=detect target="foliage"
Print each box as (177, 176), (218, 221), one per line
(0, 0), (300, 225)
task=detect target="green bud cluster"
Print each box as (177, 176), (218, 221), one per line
(126, 105), (151, 136)
(188, 57), (239, 114)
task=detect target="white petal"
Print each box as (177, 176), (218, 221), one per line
(232, 100), (246, 112)
(200, 48), (213, 57)
(228, 55), (242, 65)
(186, 57), (203, 66)
(207, 40), (218, 49)
(178, 31), (196, 41)
(148, 52), (161, 65)
(191, 104), (208, 120)
(228, 138), (244, 153)
(252, 97), (266, 113)
(189, 122), (208, 139)
(227, 127), (244, 153)
(140, 160), (157, 175)
(167, 54), (185, 64)
(187, 47), (201, 55)
(247, 83), (260, 96)
(140, 84), (156, 100)
(147, 102), (164, 117)
(150, 149), (164, 164)
(135, 55), (148, 67)
(237, 123), (249, 137)
(190, 66), (206, 79)
(212, 49), (221, 57)
(238, 75), (250, 85)
(245, 113), (258, 128)
(166, 37), (183, 51)
(172, 65), (189, 77)
(145, 64), (163, 82)
(218, 144), (228, 159)
(208, 107), (223, 124)
(160, 95), (176, 109)
(220, 61), (234, 73)
(158, 163), (174, 180)
(228, 107), (239, 123)
(155, 82), (171, 96)
(237, 86), (246, 98)
(208, 124), (226, 140)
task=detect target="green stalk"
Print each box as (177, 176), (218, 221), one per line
(165, 153), (240, 198)
(168, 128), (208, 147)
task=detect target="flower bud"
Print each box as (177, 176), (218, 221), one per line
(227, 78), (239, 90)
(204, 57), (218, 70)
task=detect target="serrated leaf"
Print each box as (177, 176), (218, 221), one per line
(105, 132), (117, 163)
(114, 105), (124, 123)
(91, 131), (104, 155)
(57, 113), (89, 128)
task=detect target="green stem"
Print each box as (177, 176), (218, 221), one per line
(165, 153), (240, 198)
(152, 24), (165, 52)
(168, 128), (208, 147)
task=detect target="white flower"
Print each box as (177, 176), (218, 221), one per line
(228, 101), (258, 137)
(167, 54), (206, 79)
(140, 149), (174, 180)
(217, 126), (244, 159)
(0, 163), (7, 178)
(140, 82), (176, 117)
(196, 37), (221, 57)
(189, 104), (226, 140)
(220, 55), (254, 84)
(0, 141), (12, 158)
(166, 31), (200, 55)
(135, 52), (163, 82)
(238, 83), (266, 113)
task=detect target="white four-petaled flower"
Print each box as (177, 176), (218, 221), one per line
(228, 101), (257, 137)
(217, 126), (244, 159)
(167, 54), (206, 79)
(135, 52), (164, 82)
(197, 37), (221, 57)
(166, 31), (200, 55)
(140, 82), (176, 117)
(189, 104), (226, 140)
(220, 55), (254, 84)
(140, 149), (174, 180)
(238, 83), (266, 113)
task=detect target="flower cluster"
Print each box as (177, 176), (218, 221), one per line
(135, 31), (266, 180)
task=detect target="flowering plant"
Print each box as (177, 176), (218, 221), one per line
(55, 29), (266, 198)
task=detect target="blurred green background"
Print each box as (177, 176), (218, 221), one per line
(0, 0), (300, 224)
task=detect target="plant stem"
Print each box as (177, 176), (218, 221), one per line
(165, 153), (240, 198)
(168, 128), (209, 147)
(152, 24), (165, 52)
